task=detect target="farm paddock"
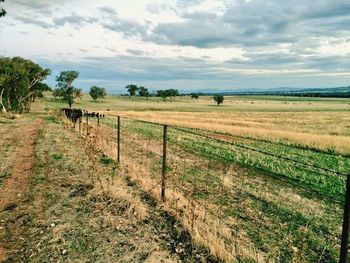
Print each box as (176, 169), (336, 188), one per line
(1, 94), (350, 262)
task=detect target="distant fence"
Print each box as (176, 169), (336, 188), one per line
(61, 109), (350, 263)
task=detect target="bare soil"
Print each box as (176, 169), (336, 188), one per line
(0, 118), (42, 261)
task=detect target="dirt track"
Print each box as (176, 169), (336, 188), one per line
(0, 119), (42, 262)
(0, 116), (214, 263)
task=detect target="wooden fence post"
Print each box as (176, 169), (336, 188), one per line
(339, 173), (350, 263)
(117, 116), (120, 163)
(79, 117), (81, 133)
(86, 112), (89, 135)
(161, 125), (167, 202)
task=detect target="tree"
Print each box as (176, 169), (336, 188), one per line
(156, 89), (179, 101)
(213, 95), (224, 106)
(55, 71), (79, 108)
(0, 0), (6, 17)
(167, 89), (179, 99)
(32, 83), (51, 102)
(138, 86), (149, 98)
(125, 84), (138, 98)
(0, 56), (51, 113)
(190, 93), (199, 99)
(89, 86), (106, 101)
(156, 90), (168, 101)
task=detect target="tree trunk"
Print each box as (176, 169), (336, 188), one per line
(0, 88), (7, 113)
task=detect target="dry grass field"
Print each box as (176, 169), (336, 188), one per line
(40, 93), (350, 154)
(2, 94), (350, 262)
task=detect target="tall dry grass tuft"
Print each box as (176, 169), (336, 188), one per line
(69, 118), (149, 222)
(76, 121), (267, 262)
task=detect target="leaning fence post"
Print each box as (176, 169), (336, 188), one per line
(117, 116), (120, 163)
(161, 125), (168, 202)
(340, 173), (350, 263)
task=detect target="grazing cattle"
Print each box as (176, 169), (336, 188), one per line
(60, 108), (83, 125)
(83, 111), (105, 118)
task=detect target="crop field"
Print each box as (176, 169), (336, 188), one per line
(3, 94), (350, 262)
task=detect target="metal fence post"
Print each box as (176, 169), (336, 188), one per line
(340, 173), (350, 263)
(79, 117), (81, 133)
(161, 125), (167, 202)
(117, 116), (120, 163)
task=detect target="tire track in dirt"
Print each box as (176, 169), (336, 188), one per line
(0, 119), (42, 262)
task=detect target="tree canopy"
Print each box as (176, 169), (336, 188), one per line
(54, 71), (80, 108)
(156, 89), (179, 101)
(213, 95), (224, 106)
(190, 93), (199, 99)
(125, 84), (138, 97)
(0, 56), (51, 113)
(138, 86), (149, 98)
(89, 86), (107, 101)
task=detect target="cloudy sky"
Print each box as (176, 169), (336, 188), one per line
(1, 0), (350, 93)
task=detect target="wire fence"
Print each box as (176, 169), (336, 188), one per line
(61, 110), (350, 263)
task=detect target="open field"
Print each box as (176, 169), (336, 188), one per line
(44, 94), (350, 261)
(40, 94), (350, 154)
(88, 116), (346, 262)
(2, 94), (350, 262)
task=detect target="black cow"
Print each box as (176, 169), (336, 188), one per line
(61, 108), (83, 126)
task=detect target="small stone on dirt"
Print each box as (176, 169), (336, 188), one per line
(50, 223), (55, 228)
(62, 249), (68, 255)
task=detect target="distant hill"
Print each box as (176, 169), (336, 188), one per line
(186, 86), (350, 98)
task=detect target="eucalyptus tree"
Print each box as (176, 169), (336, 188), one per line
(125, 84), (138, 99)
(55, 71), (80, 108)
(89, 86), (107, 101)
(138, 86), (149, 98)
(213, 95), (224, 106)
(0, 56), (51, 113)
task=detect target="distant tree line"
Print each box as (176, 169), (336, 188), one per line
(288, 92), (350, 98)
(124, 84), (181, 101)
(0, 56), (51, 113)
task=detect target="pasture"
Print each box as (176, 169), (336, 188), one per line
(2, 93), (350, 262)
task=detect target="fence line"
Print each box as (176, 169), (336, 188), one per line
(61, 110), (350, 263)
(115, 115), (347, 177)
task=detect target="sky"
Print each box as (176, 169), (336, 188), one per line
(1, 0), (350, 93)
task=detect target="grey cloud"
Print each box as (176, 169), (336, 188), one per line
(148, 1), (350, 48)
(14, 16), (52, 29)
(53, 15), (97, 28)
(11, 0), (50, 9)
(99, 6), (118, 15)
(39, 54), (350, 92)
(102, 19), (147, 37)
(126, 49), (145, 56)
